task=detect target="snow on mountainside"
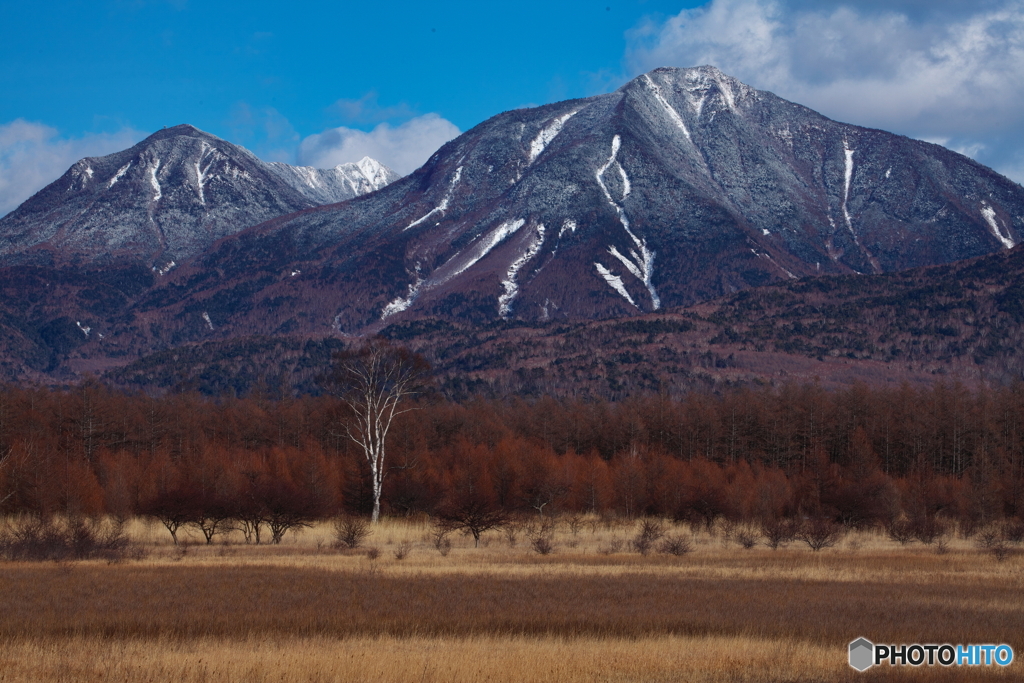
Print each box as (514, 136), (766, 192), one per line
(3, 66), (1024, 385)
(171, 66), (1024, 336)
(0, 125), (397, 268)
(267, 157), (400, 206)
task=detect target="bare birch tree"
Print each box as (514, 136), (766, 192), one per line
(329, 339), (429, 523)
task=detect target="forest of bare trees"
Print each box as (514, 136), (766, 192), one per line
(1, 377), (1022, 539)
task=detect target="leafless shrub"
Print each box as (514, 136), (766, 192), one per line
(502, 518), (525, 547)
(365, 547), (380, 561)
(566, 515), (584, 536)
(957, 518), (979, 539)
(910, 516), (947, 545)
(526, 517), (556, 538)
(885, 519), (915, 545)
(531, 535), (554, 555)
(598, 538), (624, 555)
(976, 526), (1016, 561)
(431, 527), (452, 556)
(0, 517), (144, 563)
(1001, 520), (1024, 544)
(333, 516), (371, 550)
(253, 481), (325, 545)
(761, 518), (798, 550)
(935, 538), (950, 555)
(527, 518), (556, 555)
(631, 519), (665, 556)
(796, 518), (844, 552)
(658, 534), (693, 556)
(732, 527), (757, 549)
(976, 529), (1001, 550)
(393, 542), (410, 560)
(435, 497), (508, 548)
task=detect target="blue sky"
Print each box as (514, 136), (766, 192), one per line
(2, 0), (1023, 215)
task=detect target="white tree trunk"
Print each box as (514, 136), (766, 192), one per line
(334, 339), (427, 524)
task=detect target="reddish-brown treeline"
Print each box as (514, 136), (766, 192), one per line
(0, 380), (1022, 527)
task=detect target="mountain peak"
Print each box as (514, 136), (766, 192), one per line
(352, 156), (384, 175)
(622, 65), (758, 119)
(648, 64), (726, 78)
(628, 65), (740, 88)
(179, 67), (1022, 331)
(141, 123), (221, 144)
(0, 124), (400, 267)
(266, 156), (400, 205)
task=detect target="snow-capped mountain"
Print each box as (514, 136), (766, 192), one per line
(3, 66), (1024, 384)
(267, 157), (400, 206)
(0, 125), (398, 269)
(176, 66), (1024, 334)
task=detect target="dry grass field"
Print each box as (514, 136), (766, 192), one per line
(1, 517), (1022, 682)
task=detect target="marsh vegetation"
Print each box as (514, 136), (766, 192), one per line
(1, 515), (1021, 682)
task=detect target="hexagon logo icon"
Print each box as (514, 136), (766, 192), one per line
(849, 637), (874, 671)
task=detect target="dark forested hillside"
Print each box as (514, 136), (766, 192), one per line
(100, 245), (1024, 399)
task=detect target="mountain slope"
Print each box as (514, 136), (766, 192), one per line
(3, 66), (1024, 385)
(168, 66), (1024, 339)
(100, 243), (1024, 398)
(0, 125), (399, 268)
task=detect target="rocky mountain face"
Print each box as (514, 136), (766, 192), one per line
(0, 125), (398, 269)
(2, 66), (1024, 385)
(168, 66), (1024, 338)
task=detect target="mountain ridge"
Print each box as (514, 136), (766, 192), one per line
(266, 156), (400, 206)
(168, 65), (1024, 336)
(2, 66), (1024, 387)
(0, 124), (399, 269)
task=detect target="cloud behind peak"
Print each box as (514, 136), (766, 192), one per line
(298, 114), (460, 176)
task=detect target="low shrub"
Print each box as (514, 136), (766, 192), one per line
(631, 519), (665, 556)
(796, 518), (844, 552)
(658, 534), (693, 556)
(333, 516), (371, 550)
(761, 518), (798, 550)
(0, 517), (143, 562)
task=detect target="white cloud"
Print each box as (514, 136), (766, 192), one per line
(0, 120), (143, 217)
(297, 114), (461, 176)
(328, 91), (416, 125)
(626, 0), (1024, 182)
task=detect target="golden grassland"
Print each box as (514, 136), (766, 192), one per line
(1, 517), (1022, 682)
